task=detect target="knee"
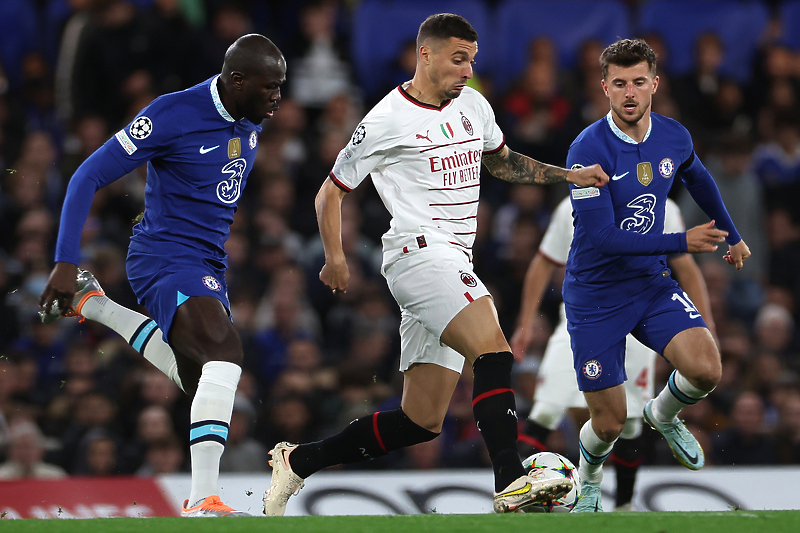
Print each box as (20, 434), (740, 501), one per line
(684, 350), (722, 392)
(594, 420), (625, 443)
(593, 412), (626, 443)
(175, 325), (243, 367)
(694, 359), (722, 392)
(410, 411), (446, 433)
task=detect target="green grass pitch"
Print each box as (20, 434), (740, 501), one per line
(2, 511), (800, 533)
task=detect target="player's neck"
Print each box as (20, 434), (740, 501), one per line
(404, 79), (444, 107)
(216, 77), (243, 121)
(610, 110), (651, 143)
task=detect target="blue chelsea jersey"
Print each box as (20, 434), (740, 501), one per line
(108, 76), (261, 265)
(565, 112), (692, 300)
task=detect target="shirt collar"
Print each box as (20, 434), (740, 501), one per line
(210, 75), (235, 122)
(606, 111), (651, 144)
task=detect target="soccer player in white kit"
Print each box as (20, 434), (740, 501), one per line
(262, 13), (608, 515)
(510, 196), (714, 510)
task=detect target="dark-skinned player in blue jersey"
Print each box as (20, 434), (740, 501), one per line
(39, 34), (286, 517)
(565, 39), (751, 512)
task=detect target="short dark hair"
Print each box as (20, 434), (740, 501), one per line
(600, 38), (657, 79)
(417, 13), (478, 50)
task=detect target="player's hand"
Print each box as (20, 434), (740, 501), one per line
(567, 164), (609, 188)
(510, 326), (534, 363)
(723, 239), (751, 270)
(685, 220), (728, 253)
(39, 262), (79, 316)
(319, 257), (350, 295)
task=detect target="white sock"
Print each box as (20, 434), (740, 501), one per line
(651, 370), (711, 425)
(188, 361), (241, 507)
(82, 295), (183, 391)
(578, 420), (616, 485)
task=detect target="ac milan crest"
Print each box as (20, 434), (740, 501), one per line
(460, 271), (477, 287)
(461, 113), (473, 136)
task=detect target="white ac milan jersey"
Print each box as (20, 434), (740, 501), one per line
(330, 85), (504, 272)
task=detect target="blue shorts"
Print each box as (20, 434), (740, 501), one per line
(565, 273), (708, 392)
(127, 248), (230, 344)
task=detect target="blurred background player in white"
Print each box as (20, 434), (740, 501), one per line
(511, 196), (714, 510)
(263, 13), (608, 516)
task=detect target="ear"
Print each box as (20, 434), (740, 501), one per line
(230, 71), (245, 90)
(652, 75), (659, 95)
(418, 44), (431, 66)
(601, 79), (609, 97)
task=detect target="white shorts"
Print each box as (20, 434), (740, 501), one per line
(531, 319), (655, 426)
(384, 246), (491, 374)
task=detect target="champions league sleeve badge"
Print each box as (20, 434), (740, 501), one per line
(129, 116), (153, 140)
(351, 124), (366, 146)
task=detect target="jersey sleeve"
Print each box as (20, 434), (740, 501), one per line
(478, 92), (505, 154)
(54, 98), (182, 265)
(538, 197), (574, 265)
(329, 114), (390, 192)
(678, 151), (742, 245)
(106, 97), (182, 173)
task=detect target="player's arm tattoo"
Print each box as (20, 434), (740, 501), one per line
(482, 148), (569, 185)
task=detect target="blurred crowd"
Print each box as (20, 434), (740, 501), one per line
(1, 0), (800, 480)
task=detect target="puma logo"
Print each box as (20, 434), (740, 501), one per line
(416, 130), (432, 143)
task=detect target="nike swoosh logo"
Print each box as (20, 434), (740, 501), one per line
(673, 440), (699, 464)
(208, 426), (227, 433)
(689, 313), (701, 319)
(611, 172), (629, 180)
(199, 145), (220, 154)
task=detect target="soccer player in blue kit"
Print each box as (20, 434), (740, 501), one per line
(38, 34), (286, 517)
(565, 39), (751, 512)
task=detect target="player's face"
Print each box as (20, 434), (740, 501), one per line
(426, 37), (477, 100)
(602, 61), (659, 126)
(240, 58), (287, 124)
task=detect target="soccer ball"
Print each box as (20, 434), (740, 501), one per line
(521, 451), (582, 512)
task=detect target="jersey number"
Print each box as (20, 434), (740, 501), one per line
(671, 291), (701, 319)
(620, 193), (657, 234)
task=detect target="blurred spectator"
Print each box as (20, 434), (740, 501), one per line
(219, 394), (269, 472)
(713, 391), (775, 465)
(70, 0), (159, 129)
(752, 111), (800, 217)
(502, 39), (574, 164)
(284, 0), (356, 110)
(679, 134), (766, 283)
(0, 419), (65, 479)
(76, 431), (120, 476)
(136, 435), (185, 475)
(119, 404), (176, 473)
(774, 390), (800, 463)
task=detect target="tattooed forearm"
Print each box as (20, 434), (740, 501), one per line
(482, 148), (569, 185)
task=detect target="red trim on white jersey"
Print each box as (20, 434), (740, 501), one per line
(329, 172), (352, 192)
(484, 136), (506, 154)
(397, 85), (453, 111)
